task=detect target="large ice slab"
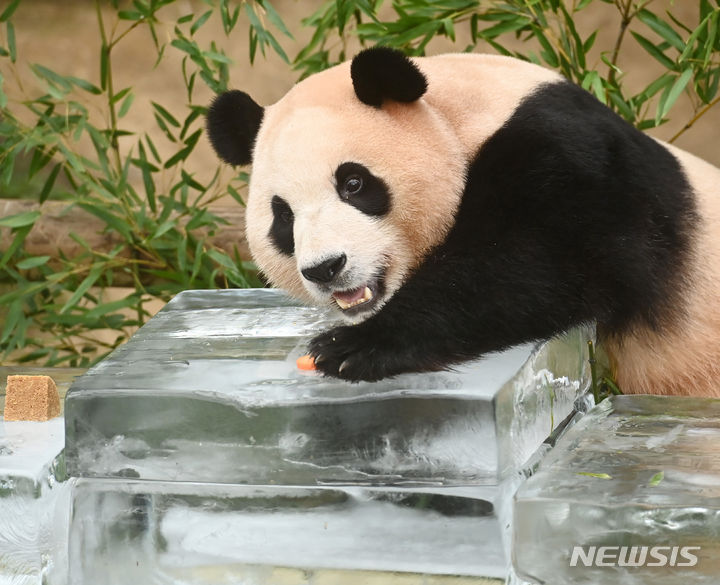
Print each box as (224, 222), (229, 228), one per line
(64, 289), (592, 486)
(0, 416), (70, 585)
(68, 478), (508, 583)
(513, 395), (720, 585)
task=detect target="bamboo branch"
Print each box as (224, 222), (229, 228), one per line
(670, 94), (720, 143)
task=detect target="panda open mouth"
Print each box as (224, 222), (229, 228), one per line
(331, 271), (386, 316)
(333, 286), (374, 310)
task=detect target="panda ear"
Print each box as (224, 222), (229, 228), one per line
(351, 46), (428, 108)
(206, 90), (264, 166)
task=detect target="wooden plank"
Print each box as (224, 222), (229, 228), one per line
(0, 199), (251, 275)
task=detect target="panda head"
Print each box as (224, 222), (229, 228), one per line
(207, 47), (465, 322)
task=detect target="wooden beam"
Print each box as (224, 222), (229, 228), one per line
(0, 199), (251, 281)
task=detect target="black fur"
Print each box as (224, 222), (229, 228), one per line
(335, 162), (392, 216)
(351, 46), (428, 107)
(310, 80), (697, 381)
(269, 195), (294, 255)
(206, 90), (264, 166)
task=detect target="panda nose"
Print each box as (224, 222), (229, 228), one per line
(301, 254), (347, 284)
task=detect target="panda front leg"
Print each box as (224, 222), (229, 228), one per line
(308, 239), (588, 382)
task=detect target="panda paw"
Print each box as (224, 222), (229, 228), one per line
(308, 324), (404, 382)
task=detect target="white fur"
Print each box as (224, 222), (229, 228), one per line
(247, 55), (558, 316)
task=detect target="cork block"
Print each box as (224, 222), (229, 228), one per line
(4, 375), (61, 421)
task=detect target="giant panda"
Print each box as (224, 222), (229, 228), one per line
(206, 46), (720, 397)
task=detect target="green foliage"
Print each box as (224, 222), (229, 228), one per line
(0, 0), (718, 367)
(293, 0), (720, 132)
(0, 0), (272, 366)
(588, 340), (623, 403)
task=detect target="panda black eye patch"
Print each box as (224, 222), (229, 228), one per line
(335, 162), (391, 216)
(269, 195), (295, 255)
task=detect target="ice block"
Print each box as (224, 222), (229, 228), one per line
(67, 479), (508, 583)
(0, 368), (81, 585)
(513, 395), (720, 585)
(64, 289), (592, 486)
(0, 416), (70, 585)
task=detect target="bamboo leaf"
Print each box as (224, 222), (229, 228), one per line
(164, 144), (192, 168)
(535, 28), (560, 68)
(77, 203), (132, 240)
(137, 142), (156, 213)
(560, 3), (584, 68)
(261, 0), (293, 38)
(206, 248), (235, 271)
(583, 30), (598, 54)
(481, 16), (529, 38)
(100, 44), (109, 91)
(631, 32), (675, 69)
(39, 162), (61, 203)
(0, 225), (32, 269)
(202, 50), (233, 64)
(264, 31), (289, 63)
(679, 13), (713, 63)
(118, 10), (143, 21)
(0, 210), (40, 228)
(648, 470), (664, 487)
(0, 300), (22, 346)
(145, 133), (161, 163)
(577, 472), (612, 480)
(16, 255), (51, 269)
(637, 73), (674, 103)
(68, 76), (102, 95)
(152, 219), (177, 239)
(154, 112), (177, 142)
(637, 9), (684, 52)
(151, 101), (181, 127)
(60, 263), (104, 314)
(0, 0), (21, 22)
(118, 91), (135, 118)
(31, 64), (73, 93)
(658, 68), (694, 121)
(7, 21), (16, 63)
(190, 10), (212, 36)
(111, 86), (132, 104)
(704, 12), (718, 67)
(84, 297), (140, 320)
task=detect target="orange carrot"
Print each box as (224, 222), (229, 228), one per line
(296, 354), (316, 371)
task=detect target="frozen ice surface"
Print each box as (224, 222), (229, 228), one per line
(0, 417), (70, 585)
(513, 395), (720, 585)
(64, 289), (592, 486)
(61, 289), (591, 582)
(68, 478), (508, 583)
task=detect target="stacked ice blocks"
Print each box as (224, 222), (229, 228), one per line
(513, 395), (720, 585)
(0, 367), (80, 585)
(63, 289), (592, 583)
